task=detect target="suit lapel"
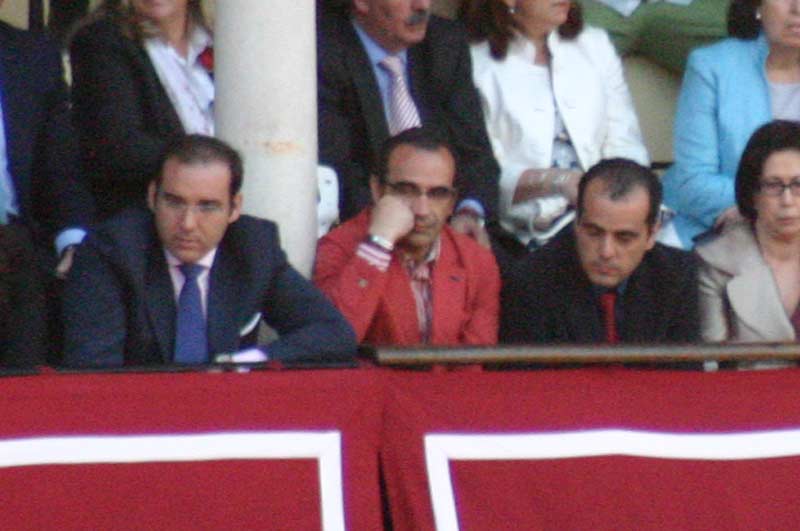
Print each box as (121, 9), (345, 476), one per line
(621, 259), (662, 342)
(0, 34), (27, 211)
(558, 236), (604, 343)
(384, 259), (422, 343)
(207, 244), (245, 355)
(566, 281), (604, 343)
(727, 262), (794, 339)
(144, 246), (177, 363)
(430, 235), (466, 343)
(407, 43), (428, 124)
(128, 39), (184, 136)
(343, 22), (389, 156)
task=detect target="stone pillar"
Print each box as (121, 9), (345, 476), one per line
(214, 1), (318, 275)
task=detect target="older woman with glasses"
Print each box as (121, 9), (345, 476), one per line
(696, 120), (800, 342)
(70, 0), (213, 220)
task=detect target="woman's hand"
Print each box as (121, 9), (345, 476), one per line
(513, 168), (582, 205)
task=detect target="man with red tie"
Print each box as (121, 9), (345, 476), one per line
(314, 128), (500, 346)
(500, 158), (699, 344)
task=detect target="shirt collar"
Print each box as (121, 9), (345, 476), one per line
(164, 247), (217, 270)
(352, 20), (409, 68)
(591, 278), (629, 298)
(403, 237), (441, 270)
(187, 25), (213, 63)
(149, 24), (212, 64)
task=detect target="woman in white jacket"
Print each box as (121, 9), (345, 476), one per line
(460, 0), (649, 248)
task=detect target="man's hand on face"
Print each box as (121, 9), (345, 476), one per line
(368, 194), (415, 246)
(450, 212), (491, 249)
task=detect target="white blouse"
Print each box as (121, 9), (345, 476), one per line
(470, 27), (649, 245)
(145, 26), (214, 135)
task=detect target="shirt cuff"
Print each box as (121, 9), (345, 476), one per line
(55, 228), (87, 256)
(215, 348), (268, 364)
(356, 241), (391, 272)
(456, 198), (485, 219)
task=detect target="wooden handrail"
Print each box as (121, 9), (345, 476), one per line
(374, 343), (800, 366)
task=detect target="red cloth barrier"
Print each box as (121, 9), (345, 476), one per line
(0, 370), (384, 530)
(381, 367), (800, 530)
(4, 367), (800, 529)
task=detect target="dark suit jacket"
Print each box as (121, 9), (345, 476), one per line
(62, 209), (357, 367)
(0, 21), (92, 248)
(70, 18), (185, 220)
(317, 11), (500, 221)
(500, 228), (700, 344)
(0, 22), (94, 367)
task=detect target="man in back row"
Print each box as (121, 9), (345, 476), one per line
(315, 128), (500, 345)
(501, 158), (699, 344)
(63, 135), (356, 367)
(317, 0), (499, 245)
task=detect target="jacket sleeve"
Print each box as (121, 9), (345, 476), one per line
(35, 34), (95, 233)
(439, 23), (500, 219)
(663, 49), (736, 231)
(665, 252), (702, 343)
(62, 231), (128, 367)
(593, 30), (649, 165)
(259, 240), (357, 363)
(313, 234), (391, 343)
(70, 22), (171, 186)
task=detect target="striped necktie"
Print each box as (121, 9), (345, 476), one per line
(380, 55), (421, 135)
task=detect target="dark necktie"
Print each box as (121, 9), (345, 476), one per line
(174, 263), (208, 364)
(600, 290), (618, 344)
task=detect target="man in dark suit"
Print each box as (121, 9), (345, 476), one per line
(63, 135), (357, 367)
(0, 18), (94, 366)
(317, 0), (499, 246)
(501, 158), (699, 344)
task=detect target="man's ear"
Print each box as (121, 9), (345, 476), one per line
(228, 192), (243, 223)
(147, 181), (157, 212)
(369, 174), (383, 204)
(646, 220), (661, 250)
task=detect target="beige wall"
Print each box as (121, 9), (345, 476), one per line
(0, 0), (29, 29)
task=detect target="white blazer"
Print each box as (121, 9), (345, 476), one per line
(470, 27), (649, 244)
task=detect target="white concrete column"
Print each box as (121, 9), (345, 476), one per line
(214, 0), (318, 276)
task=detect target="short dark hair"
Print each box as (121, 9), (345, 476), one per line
(577, 158), (662, 227)
(735, 120), (800, 222)
(375, 127), (456, 184)
(459, 0), (583, 59)
(727, 0), (761, 39)
(154, 134), (244, 198)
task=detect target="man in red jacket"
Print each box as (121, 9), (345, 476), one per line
(314, 128), (500, 346)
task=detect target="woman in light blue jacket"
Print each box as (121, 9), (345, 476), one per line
(664, 0), (800, 248)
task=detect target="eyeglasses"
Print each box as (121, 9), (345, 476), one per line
(758, 179), (800, 197)
(158, 191), (226, 215)
(384, 181), (457, 202)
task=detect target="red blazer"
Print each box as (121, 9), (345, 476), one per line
(314, 210), (500, 346)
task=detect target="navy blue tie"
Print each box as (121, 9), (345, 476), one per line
(174, 263), (208, 364)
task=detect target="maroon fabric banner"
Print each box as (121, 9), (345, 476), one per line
(5, 367), (800, 529)
(0, 369), (384, 530)
(381, 367), (800, 530)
